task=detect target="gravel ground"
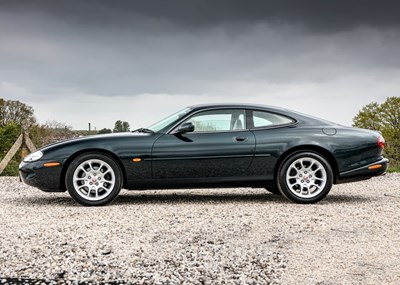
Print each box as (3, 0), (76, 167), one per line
(0, 174), (399, 284)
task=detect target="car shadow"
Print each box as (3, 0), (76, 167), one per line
(320, 194), (373, 204)
(113, 192), (371, 206)
(113, 192), (287, 205)
(9, 192), (371, 207)
(9, 195), (77, 207)
(11, 192), (287, 207)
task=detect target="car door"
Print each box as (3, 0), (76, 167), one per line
(151, 109), (256, 179)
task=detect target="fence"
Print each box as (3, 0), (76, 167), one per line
(0, 127), (36, 175)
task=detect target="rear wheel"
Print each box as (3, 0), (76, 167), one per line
(66, 153), (122, 206)
(277, 152), (333, 204)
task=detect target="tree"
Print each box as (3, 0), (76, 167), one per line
(29, 120), (74, 147)
(122, 121), (130, 132)
(0, 99), (36, 127)
(113, 120), (130, 133)
(0, 98), (4, 126)
(380, 97), (400, 131)
(352, 102), (383, 131)
(353, 97), (400, 171)
(44, 119), (72, 131)
(98, 128), (112, 134)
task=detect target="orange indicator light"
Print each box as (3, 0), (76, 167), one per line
(132, 158), (142, 163)
(368, 164), (382, 170)
(43, 162), (61, 167)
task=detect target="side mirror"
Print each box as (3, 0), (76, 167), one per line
(175, 122), (195, 134)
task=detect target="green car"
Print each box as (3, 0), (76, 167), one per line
(19, 104), (388, 206)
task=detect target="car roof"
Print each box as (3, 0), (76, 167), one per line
(187, 103), (338, 126)
(189, 103), (290, 112)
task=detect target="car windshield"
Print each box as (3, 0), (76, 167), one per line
(146, 107), (192, 133)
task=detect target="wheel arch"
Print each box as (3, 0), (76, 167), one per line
(274, 145), (339, 184)
(60, 148), (127, 191)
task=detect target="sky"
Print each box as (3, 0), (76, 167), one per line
(1, 0), (400, 130)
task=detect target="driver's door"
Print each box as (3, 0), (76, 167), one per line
(151, 109), (256, 179)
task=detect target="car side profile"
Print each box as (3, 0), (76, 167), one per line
(19, 104), (388, 206)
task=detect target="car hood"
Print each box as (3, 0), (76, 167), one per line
(39, 132), (153, 152)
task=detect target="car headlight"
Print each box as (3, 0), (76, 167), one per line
(24, 151), (44, 162)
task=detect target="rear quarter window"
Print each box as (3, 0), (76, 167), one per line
(252, 110), (295, 128)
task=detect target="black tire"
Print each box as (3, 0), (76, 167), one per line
(277, 151), (333, 204)
(65, 152), (123, 206)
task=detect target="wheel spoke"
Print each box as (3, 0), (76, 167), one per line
(79, 166), (87, 173)
(88, 161), (96, 172)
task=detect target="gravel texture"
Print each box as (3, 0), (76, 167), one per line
(0, 174), (399, 284)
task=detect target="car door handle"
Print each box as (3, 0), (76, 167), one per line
(234, 136), (247, 142)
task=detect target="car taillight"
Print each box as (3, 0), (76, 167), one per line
(377, 135), (385, 149)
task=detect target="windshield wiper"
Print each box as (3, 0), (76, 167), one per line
(133, 128), (155, 134)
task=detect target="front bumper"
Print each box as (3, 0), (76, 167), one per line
(19, 160), (65, 192)
(337, 157), (389, 184)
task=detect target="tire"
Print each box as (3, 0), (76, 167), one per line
(65, 152), (123, 206)
(277, 151), (333, 204)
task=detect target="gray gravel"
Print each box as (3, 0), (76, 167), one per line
(0, 174), (399, 284)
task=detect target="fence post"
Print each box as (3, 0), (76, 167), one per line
(0, 125), (37, 175)
(23, 125), (36, 153)
(0, 134), (23, 175)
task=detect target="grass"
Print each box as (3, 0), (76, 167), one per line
(388, 165), (400, 173)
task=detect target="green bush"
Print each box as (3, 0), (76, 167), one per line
(0, 123), (21, 176)
(1, 160), (19, 176)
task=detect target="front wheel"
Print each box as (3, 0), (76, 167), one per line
(277, 152), (333, 204)
(66, 153), (123, 206)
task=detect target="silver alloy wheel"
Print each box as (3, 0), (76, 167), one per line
(285, 157), (327, 198)
(72, 159), (116, 201)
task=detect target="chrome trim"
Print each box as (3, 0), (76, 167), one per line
(148, 154), (255, 161)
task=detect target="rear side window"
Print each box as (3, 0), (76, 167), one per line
(252, 111), (294, 128)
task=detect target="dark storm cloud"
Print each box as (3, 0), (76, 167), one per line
(114, 0), (400, 32)
(3, 0), (400, 32)
(1, 0), (400, 129)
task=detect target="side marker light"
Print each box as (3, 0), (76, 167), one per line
(368, 164), (382, 170)
(132, 158), (142, 163)
(43, 162), (61, 167)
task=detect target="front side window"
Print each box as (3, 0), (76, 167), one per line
(252, 110), (294, 128)
(147, 107), (192, 133)
(185, 109), (246, 132)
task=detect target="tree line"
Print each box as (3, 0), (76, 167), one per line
(98, 120), (130, 134)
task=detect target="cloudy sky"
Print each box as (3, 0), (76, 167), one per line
(1, 0), (400, 130)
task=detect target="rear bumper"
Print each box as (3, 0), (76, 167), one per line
(337, 157), (389, 184)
